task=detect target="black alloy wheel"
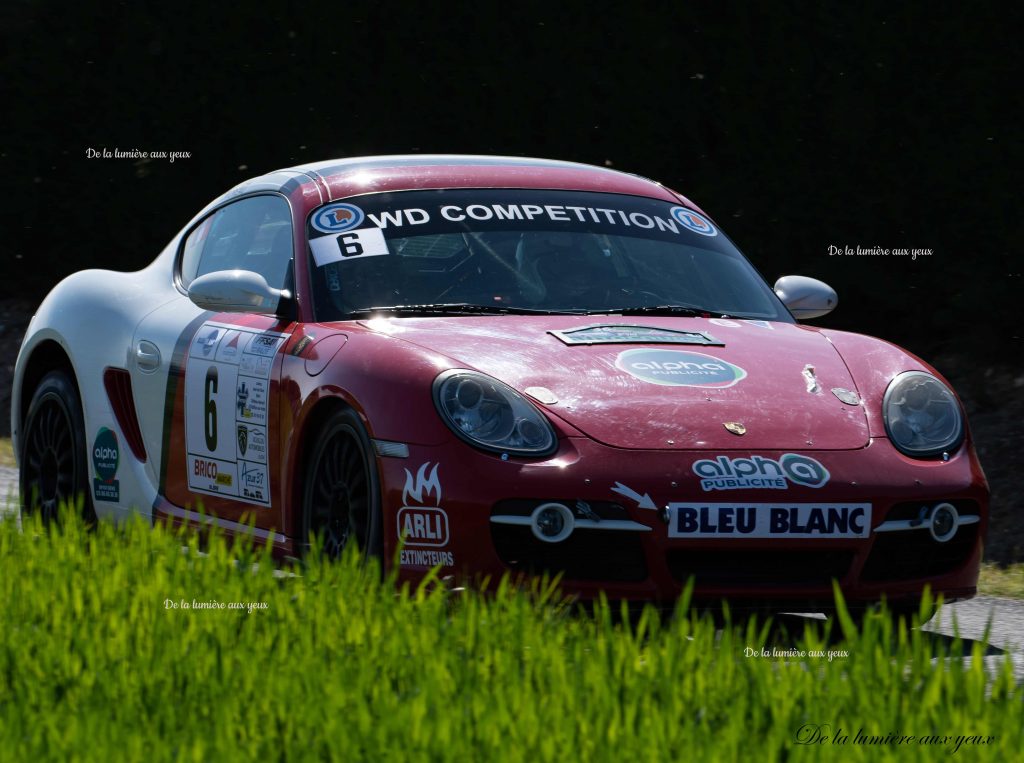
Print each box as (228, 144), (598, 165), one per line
(301, 408), (382, 560)
(20, 370), (96, 525)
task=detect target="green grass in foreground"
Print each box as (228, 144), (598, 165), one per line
(979, 562), (1024, 599)
(0, 509), (1021, 762)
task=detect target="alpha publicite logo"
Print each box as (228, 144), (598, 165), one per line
(615, 349), (747, 388)
(692, 453), (830, 491)
(91, 427), (120, 503)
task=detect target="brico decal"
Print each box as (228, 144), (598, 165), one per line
(184, 322), (285, 507)
(398, 462), (454, 566)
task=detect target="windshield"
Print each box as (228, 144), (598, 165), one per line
(306, 189), (792, 322)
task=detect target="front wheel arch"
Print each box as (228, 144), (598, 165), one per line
(296, 402), (383, 561)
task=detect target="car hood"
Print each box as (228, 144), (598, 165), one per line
(360, 316), (870, 451)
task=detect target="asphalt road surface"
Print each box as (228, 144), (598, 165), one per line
(1, 466), (16, 507)
(1, 465), (1020, 679)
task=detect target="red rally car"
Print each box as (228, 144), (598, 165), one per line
(12, 155), (988, 613)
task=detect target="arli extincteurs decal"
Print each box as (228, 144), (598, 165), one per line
(398, 462), (454, 567)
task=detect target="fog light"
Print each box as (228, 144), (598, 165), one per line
(929, 502), (959, 543)
(530, 502), (574, 543)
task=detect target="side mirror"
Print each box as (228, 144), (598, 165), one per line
(774, 275), (838, 320)
(188, 270), (291, 314)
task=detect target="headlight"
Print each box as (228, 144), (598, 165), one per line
(883, 371), (964, 457)
(433, 370), (557, 456)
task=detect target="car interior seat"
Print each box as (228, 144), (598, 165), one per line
(514, 232), (617, 306)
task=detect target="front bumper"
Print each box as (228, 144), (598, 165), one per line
(384, 435), (988, 609)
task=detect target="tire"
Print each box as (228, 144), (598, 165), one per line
(300, 407), (382, 560)
(19, 369), (96, 525)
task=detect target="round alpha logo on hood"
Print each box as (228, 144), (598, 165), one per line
(616, 349), (747, 388)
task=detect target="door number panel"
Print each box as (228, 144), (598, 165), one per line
(184, 322), (286, 506)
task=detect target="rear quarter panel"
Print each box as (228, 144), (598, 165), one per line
(13, 253), (180, 520)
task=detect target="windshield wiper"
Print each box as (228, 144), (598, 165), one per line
(584, 304), (711, 317)
(344, 303), (585, 318)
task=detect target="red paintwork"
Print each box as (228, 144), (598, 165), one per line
(303, 333), (348, 376)
(153, 158), (989, 607)
(371, 316), (870, 451)
(319, 165), (683, 207)
(378, 436), (987, 608)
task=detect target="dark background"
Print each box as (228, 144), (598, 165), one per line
(1, 3), (1021, 557)
(2, 2), (1019, 359)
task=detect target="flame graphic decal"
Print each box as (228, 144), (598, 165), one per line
(403, 462), (441, 506)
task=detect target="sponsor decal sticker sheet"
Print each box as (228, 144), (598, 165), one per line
(184, 322), (285, 506)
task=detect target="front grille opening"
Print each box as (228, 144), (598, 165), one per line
(491, 525), (648, 582)
(882, 499), (981, 523)
(860, 525), (978, 582)
(666, 549), (855, 588)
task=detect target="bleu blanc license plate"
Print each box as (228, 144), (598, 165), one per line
(667, 503), (872, 539)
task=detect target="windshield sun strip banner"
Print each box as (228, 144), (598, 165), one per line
(304, 190), (733, 250)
